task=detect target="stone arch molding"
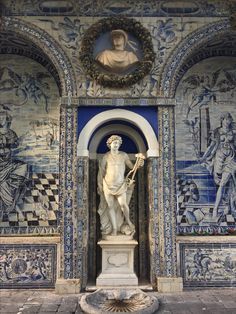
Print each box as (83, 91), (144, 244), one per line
(160, 19), (230, 97)
(77, 109), (159, 158)
(1, 16), (77, 96)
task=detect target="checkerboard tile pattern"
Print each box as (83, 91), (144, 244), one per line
(0, 173), (59, 229)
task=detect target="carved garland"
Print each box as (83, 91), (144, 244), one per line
(79, 17), (155, 88)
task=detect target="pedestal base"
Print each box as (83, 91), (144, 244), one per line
(157, 277), (183, 292)
(96, 238), (138, 287)
(55, 279), (81, 294)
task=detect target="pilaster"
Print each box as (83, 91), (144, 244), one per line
(157, 105), (182, 291)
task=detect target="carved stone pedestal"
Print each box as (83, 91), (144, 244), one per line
(96, 237), (138, 286)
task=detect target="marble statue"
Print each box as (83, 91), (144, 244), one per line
(95, 29), (139, 73)
(201, 112), (236, 217)
(97, 135), (145, 237)
(0, 105), (28, 216)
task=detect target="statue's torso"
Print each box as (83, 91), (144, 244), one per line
(104, 151), (127, 187)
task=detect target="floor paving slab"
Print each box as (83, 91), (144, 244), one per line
(0, 288), (235, 313)
(39, 304), (59, 312)
(223, 301), (236, 309)
(38, 312), (58, 314)
(20, 305), (41, 314)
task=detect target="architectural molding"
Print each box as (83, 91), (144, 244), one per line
(77, 109), (159, 158)
(89, 124), (147, 159)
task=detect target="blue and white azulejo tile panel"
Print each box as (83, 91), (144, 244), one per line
(0, 244), (57, 288)
(180, 243), (236, 287)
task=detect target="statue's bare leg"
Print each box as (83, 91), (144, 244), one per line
(117, 194), (134, 231)
(104, 193), (117, 235)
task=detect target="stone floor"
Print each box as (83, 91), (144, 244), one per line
(0, 288), (236, 313)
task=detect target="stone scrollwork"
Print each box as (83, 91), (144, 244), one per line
(79, 16), (155, 88)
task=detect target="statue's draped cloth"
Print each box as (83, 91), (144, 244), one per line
(96, 50), (138, 73)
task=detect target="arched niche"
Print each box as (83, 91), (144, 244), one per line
(78, 109), (158, 286)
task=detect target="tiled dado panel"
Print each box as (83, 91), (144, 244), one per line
(180, 242), (236, 287)
(0, 243), (57, 288)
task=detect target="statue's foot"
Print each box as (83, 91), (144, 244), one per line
(111, 229), (117, 236)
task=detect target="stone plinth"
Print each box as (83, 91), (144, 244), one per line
(157, 277), (183, 292)
(55, 279), (81, 294)
(96, 237), (138, 286)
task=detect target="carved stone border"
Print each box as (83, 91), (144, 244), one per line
(79, 16), (155, 88)
(160, 19), (230, 97)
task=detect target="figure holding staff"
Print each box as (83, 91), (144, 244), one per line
(97, 135), (145, 237)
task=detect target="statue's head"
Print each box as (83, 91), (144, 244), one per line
(111, 29), (128, 50)
(106, 135), (122, 149)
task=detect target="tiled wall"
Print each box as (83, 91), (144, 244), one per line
(0, 244), (57, 288)
(0, 0), (236, 289)
(0, 55), (60, 235)
(179, 241), (236, 287)
(176, 57), (236, 235)
(21, 14), (219, 98)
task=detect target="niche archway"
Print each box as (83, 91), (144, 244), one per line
(77, 109), (159, 286)
(77, 109), (159, 158)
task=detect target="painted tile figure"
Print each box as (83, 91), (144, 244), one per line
(95, 29), (139, 73)
(97, 135), (144, 237)
(201, 112), (236, 218)
(0, 105), (28, 217)
(176, 58), (236, 233)
(182, 244), (236, 287)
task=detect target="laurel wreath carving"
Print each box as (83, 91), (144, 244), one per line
(79, 16), (155, 88)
